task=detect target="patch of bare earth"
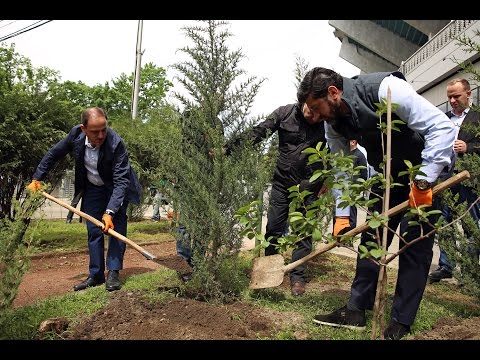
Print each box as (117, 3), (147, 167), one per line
(14, 241), (183, 308)
(64, 291), (281, 340)
(414, 316), (480, 340)
(14, 238), (480, 340)
(16, 240), (289, 340)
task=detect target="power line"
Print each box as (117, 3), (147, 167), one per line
(0, 20), (18, 30)
(0, 20), (52, 42)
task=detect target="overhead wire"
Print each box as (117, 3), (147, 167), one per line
(0, 20), (52, 42)
(0, 20), (18, 30)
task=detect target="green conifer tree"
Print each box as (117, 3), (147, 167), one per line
(168, 20), (274, 302)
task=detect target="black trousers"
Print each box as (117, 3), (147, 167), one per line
(264, 180), (319, 283)
(347, 180), (441, 326)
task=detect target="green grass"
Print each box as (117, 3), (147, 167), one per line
(25, 219), (172, 254)
(0, 288), (109, 339)
(246, 252), (480, 340)
(5, 220), (480, 340)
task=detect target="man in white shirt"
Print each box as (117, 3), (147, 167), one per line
(429, 78), (480, 283)
(297, 67), (456, 339)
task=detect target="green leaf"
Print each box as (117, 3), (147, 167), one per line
(368, 219), (382, 229)
(290, 216), (304, 223)
(302, 147), (317, 154)
(312, 228), (322, 241)
(370, 248), (384, 259)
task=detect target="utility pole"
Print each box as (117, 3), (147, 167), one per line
(131, 20), (143, 120)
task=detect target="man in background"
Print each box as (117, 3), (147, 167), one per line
(348, 139), (368, 228)
(429, 78), (480, 283)
(227, 102), (327, 296)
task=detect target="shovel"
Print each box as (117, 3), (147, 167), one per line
(249, 170), (470, 290)
(41, 191), (162, 263)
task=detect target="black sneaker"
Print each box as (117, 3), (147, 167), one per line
(428, 267), (452, 283)
(313, 305), (366, 330)
(384, 320), (410, 340)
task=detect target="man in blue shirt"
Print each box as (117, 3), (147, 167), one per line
(297, 67), (456, 340)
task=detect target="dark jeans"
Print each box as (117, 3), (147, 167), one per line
(347, 179), (441, 326)
(176, 224), (193, 267)
(438, 183), (480, 273)
(350, 205), (358, 228)
(264, 181), (319, 284)
(83, 182), (128, 281)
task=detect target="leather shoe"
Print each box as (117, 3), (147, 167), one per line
(105, 270), (121, 291)
(73, 277), (105, 291)
(384, 320), (411, 340)
(291, 281), (306, 296)
(428, 267), (452, 284)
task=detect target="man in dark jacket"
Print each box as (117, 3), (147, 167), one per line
(348, 139), (368, 228)
(429, 78), (480, 283)
(27, 107), (141, 292)
(227, 102), (327, 296)
(297, 67), (456, 339)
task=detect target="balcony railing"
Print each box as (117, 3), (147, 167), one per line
(399, 20), (476, 75)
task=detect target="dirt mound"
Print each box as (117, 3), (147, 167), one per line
(13, 239), (480, 340)
(64, 290), (277, 340)
(413, 316), (480, 340)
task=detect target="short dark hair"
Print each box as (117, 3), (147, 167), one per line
(81, 107), (108, 126)
(297, 67), (343, 103)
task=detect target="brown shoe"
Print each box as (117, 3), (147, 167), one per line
(291, 281), (306, 296)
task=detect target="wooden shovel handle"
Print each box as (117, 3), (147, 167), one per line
(41, 191), (157, 261)
(283, 170), (470, 272)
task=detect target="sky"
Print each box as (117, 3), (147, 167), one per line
(1, 20), (360, 117)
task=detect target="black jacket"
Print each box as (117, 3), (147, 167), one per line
(228, 103), (327, 190)
(447, 109), (480, 155)
(32, 125), (141, 213)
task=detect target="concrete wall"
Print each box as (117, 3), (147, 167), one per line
(420, 62), (480, 106)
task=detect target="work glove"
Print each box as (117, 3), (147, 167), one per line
(102, 213), (114, 233)
(333, 217), (352, 238)
(27, 179), (43, 192)
(409, 183), (433, 208)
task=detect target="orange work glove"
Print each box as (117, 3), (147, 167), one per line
(27, 179), (43, 192)
(409, 183), (433, 208)
(333, 217), (351, 238)
(102, 213), (114, 233)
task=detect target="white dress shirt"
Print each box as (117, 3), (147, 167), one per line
(326, 74), (457, 216)
(84, 137), (105, 186)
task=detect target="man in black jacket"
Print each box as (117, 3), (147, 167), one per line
(429, 78), (480, 283)
(228, 103), (327, 296)
(27, 107), (141, 292)
(348, 139), (368, 228)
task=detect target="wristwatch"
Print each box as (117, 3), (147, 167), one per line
(413, 178), (432, 190)
(105, 210), (115, 216)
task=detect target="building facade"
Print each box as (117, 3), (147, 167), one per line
(329, 20), (480, 108)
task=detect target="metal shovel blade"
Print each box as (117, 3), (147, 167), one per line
(249, 254), (286, 289)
